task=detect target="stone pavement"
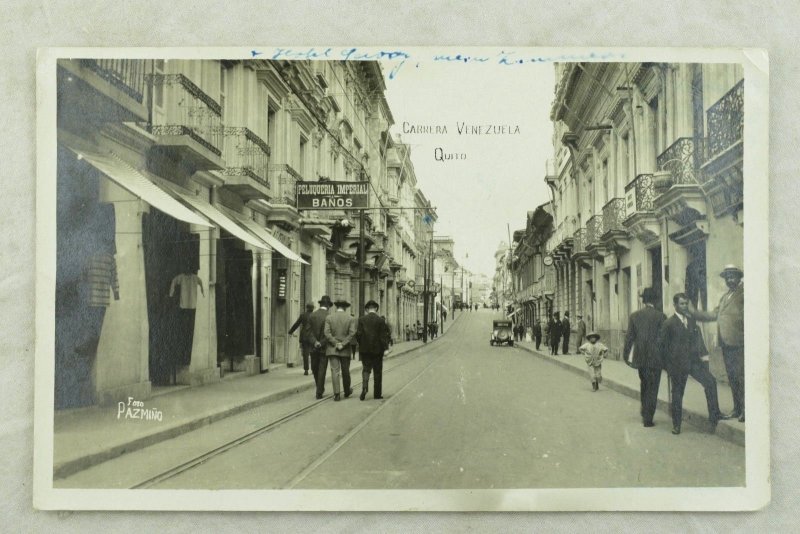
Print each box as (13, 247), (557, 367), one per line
(514, 339), (745, 446)
(53, 312), (461, 479)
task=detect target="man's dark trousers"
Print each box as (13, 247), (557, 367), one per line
(361, 353), (384, 398)
(550, 335), (560, 355)
(669, 358), (720, 428)
(300, 343), (311, 372)
(638, 367), (662, 424)
(339, 356), (352, 394)
(535, 335), (542, 350)
(312, 349), (327, 396)
(562, 332), (571, 354)
(722, 343), (745, 416)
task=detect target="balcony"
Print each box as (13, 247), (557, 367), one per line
(585, 214), (604, 254)
(80, 59), (146, 104)
(57, 59), (149, 128)
(267, 164), (303, 207)
(702, 79), (744, 219)
(654, 137), (708, 237)
(571, 227), (591, 265)
(220, 127), (271, 200)
(623, 174), (660, 244)
(656, 137), (702, 187)
(266, 164), (304, 229)
(147, 73), (224, 170)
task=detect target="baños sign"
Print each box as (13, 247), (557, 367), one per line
(296, 181), (370, 209)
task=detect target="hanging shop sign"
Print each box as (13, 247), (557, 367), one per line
(296, 181), (370, 210)
(276, 269), (288, 300)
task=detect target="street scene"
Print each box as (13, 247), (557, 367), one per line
(55, 308), (743, 490)
(45, 52), (749, 499)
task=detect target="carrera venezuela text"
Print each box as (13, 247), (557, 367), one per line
(402, 122), (521, 135)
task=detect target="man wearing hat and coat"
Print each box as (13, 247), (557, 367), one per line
(575, 313), (587, 353)
(691, 264), (746, 422)
(307, 296), (333, 398)
(324, 299), (357, 401)
(623, 287), (667, 427)
(356, 300), (391, 400)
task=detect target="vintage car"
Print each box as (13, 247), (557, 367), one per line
(490, 319), (514, 347)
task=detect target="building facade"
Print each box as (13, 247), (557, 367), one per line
(543, 62), (744, 372)
(54, 58), (440, 409)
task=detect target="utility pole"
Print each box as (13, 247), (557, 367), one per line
(358, 174), (366, 318)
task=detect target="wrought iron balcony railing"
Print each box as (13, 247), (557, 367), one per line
(656, 137), (701, 186)
(220, 127), (271, 187)
(602, 197), (627, 234)
(624, 173), (656, 214)
(707, 79), (744, 160)
(268, 164), (304, 206)
(586, 214), (604, 245)
(573, 228), (587, 254)
(80, 59), (147, 103)
(146, 73), (223, 156)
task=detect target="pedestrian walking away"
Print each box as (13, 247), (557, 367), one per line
(561, 311), (571, 354)
(622, 287), (666, 427)
(288, 303), (315, 375)
(357, 300), (392, 400)
(580, 332), (608, 391)
(307, 295), (332, 398)
(691, 264), (745, 422)
(659, 293), (725, 435)
(575, 313), (587, 353)
(324, 299), (357, 401)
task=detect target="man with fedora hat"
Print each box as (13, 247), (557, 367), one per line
(307, 295), (333, 398)
(356, 300), (392, 400)
(324, 299), (357, 401)
(623, 287), (667, 427)
(575, 313), (587, 353)
(691, 264), (745, 422)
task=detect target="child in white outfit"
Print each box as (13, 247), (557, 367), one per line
(579, 332), (608, 391)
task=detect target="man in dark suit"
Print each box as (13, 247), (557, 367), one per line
(288, 303), (315, 375)
(307, 295), (332, 399)
(533, 319), (542, 350)
(549, 312), (562, 355)
(659, 292), (725, 435)
(324, 299), (357, 401)
(691, 264), (745, 422)
(623, 287), (666, 427)
(561, 311), (571, 354)
(356, 300), (391, 400)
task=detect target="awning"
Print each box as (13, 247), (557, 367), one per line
(223, 207), (309, 265)
(165, 186), (270, 250)
(70, 148), (212, 227)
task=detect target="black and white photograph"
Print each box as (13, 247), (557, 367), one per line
(33, 46), (769, 511)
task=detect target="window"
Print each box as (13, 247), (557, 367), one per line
(649, 96), (660, 166)
(154, 60), (165, 109)
(219, 64), (226, 121)
(298, 135), (307, 176)
(267, 106), (276, 145)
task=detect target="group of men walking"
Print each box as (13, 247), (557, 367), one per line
(624, 264), (745, 435)
(289, 296), (392, 402)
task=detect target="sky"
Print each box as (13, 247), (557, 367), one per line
(382, 58), (555, 277)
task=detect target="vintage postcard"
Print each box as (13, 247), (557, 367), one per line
(34, 46), (769, 511)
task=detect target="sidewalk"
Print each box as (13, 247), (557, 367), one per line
(515, 340), (745, 446)
(53, 313), (461, 479)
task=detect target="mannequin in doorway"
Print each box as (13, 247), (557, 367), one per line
(169, 271), (205, 368)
